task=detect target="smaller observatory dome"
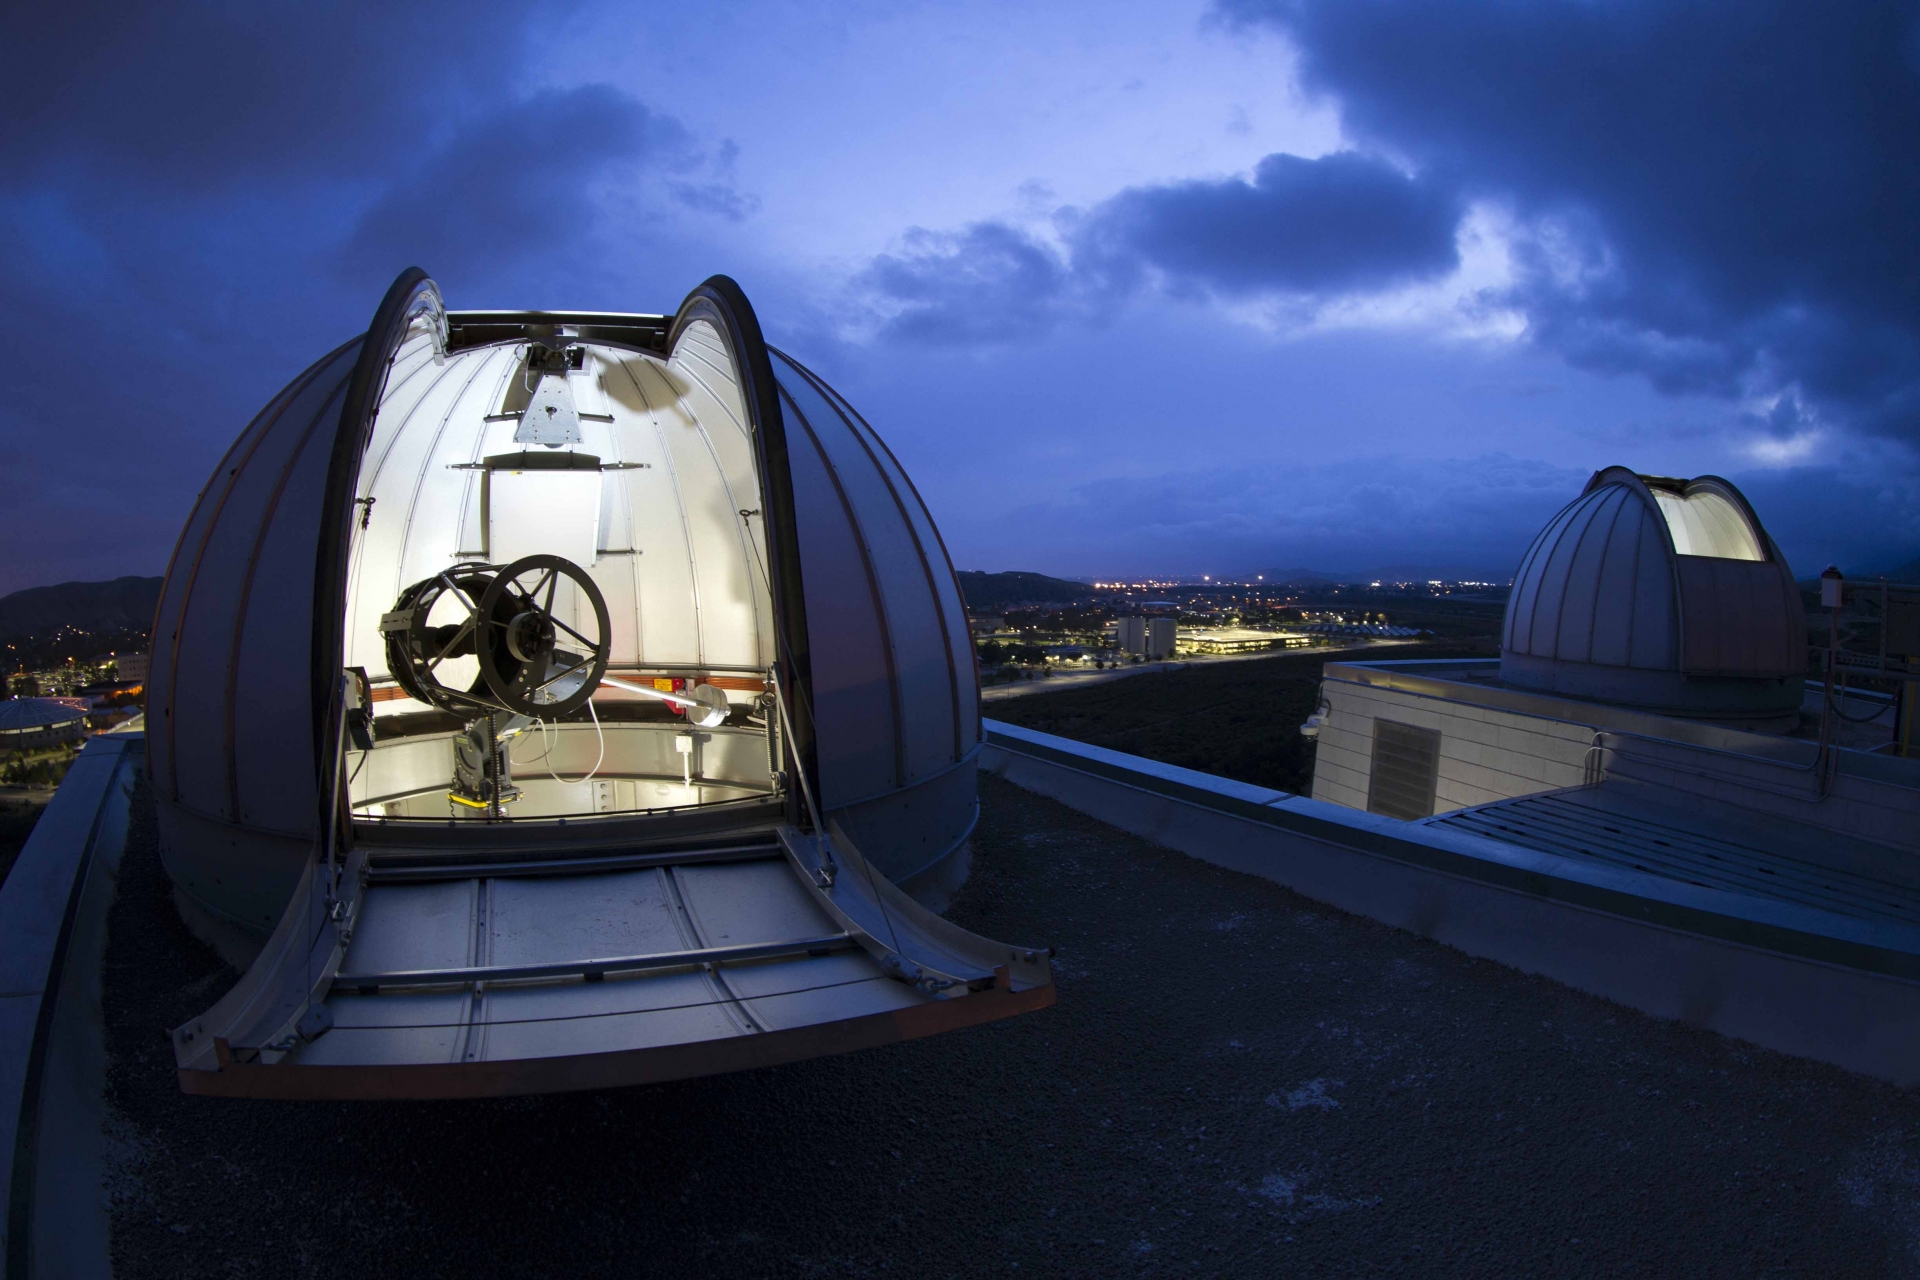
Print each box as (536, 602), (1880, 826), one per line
(145, 269), (983, 942)
(1501, 467), (1806, 720)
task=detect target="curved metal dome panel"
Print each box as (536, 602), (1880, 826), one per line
(340, 322), (776, 685)
(150, 340), (356, 842)
(770, 348), (976, 809)
(1651, 488), (1763, 560)
(1503, 481), (1677, 671)
(148, 275), (448, 931)
(1501, 467), (1805, 717)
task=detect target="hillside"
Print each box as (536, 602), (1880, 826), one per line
(0, 576), (164, 639)
(987, 640), (1498, 795)
(1873, 556), (1920, 582)
(953, 570), (1093, 610)
(1254, 567), (1352, 585)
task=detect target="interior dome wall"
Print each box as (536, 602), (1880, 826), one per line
(341, 324), (777, 704)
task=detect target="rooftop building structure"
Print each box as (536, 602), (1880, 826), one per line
(1115, 616), (1177, 660)
(1307, 468), (1886, 821)
(21, 750), (1910, 1272)
(1266, 467), (1920, 1082)
(8, 433), (1919, 1264)
(0, 697), (89, 756)
(1298, 623), (1423, 639)
(1177, 627), (1310, 655)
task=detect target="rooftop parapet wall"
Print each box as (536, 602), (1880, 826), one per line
(1312, 675), (1593, 815)
(981, 718), (1920, 1086)
(0, 734), (138, 1277)
(1314, 659), (1920, 849)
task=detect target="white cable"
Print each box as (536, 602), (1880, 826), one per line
(541, 698), (606, 787)
(510, 721), (557, 767)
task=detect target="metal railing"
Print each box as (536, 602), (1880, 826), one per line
(1811, 576), (1918, 762)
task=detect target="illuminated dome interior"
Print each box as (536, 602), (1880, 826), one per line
(343, 317), (779, 821)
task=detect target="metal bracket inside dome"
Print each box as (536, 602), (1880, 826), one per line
(527, 342), (587, 375)
(515, 358), (584, 448)
(446, 453), (648, 472)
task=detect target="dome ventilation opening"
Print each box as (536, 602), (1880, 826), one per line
(1644, 479), (1764, 561)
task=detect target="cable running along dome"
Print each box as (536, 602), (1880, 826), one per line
(1500, 467), (1806, 720)
(146, 269), (1052, 1098)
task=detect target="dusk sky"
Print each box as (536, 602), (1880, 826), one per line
(5, 1), (1918, 595)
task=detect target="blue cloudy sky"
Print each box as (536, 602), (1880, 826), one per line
(4, 0), (1918, 594)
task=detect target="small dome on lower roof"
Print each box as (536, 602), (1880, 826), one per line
(1501, 467), (1806, 720)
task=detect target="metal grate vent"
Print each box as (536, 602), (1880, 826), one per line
(1367, 719), (1441, 820)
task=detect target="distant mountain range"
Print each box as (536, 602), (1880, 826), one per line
(1255, 566), (1513, 585)
(1254, 567), (1354, 585)
(953, 571), (1093, 609)
(1871, 555), (1920, 582)
(954, 567), (1512, 604)
(0, 576), (163, 640)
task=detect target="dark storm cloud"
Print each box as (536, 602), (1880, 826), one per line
(346, 85), (698, 282)
(863, 149), (1461, 342)
(1221, 0), (1920, 441)
(971, 450), (1920, 581)
(993, 453), (1587, 578)
(0, 2), (538, 189)
(862, 222), (1081, 343)
(0, 3), (750, 592)
(1083, 150), (1460, 296)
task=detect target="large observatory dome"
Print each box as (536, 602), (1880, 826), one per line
(1501, 467), (1806, 719)
(148, 271), (980, 942)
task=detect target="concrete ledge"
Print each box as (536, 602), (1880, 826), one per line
(1, 734), (140, 1279)
(982, 719), (1920, 1086)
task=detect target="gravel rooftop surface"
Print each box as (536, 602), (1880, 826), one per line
(105, 773), (1920, 1278)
